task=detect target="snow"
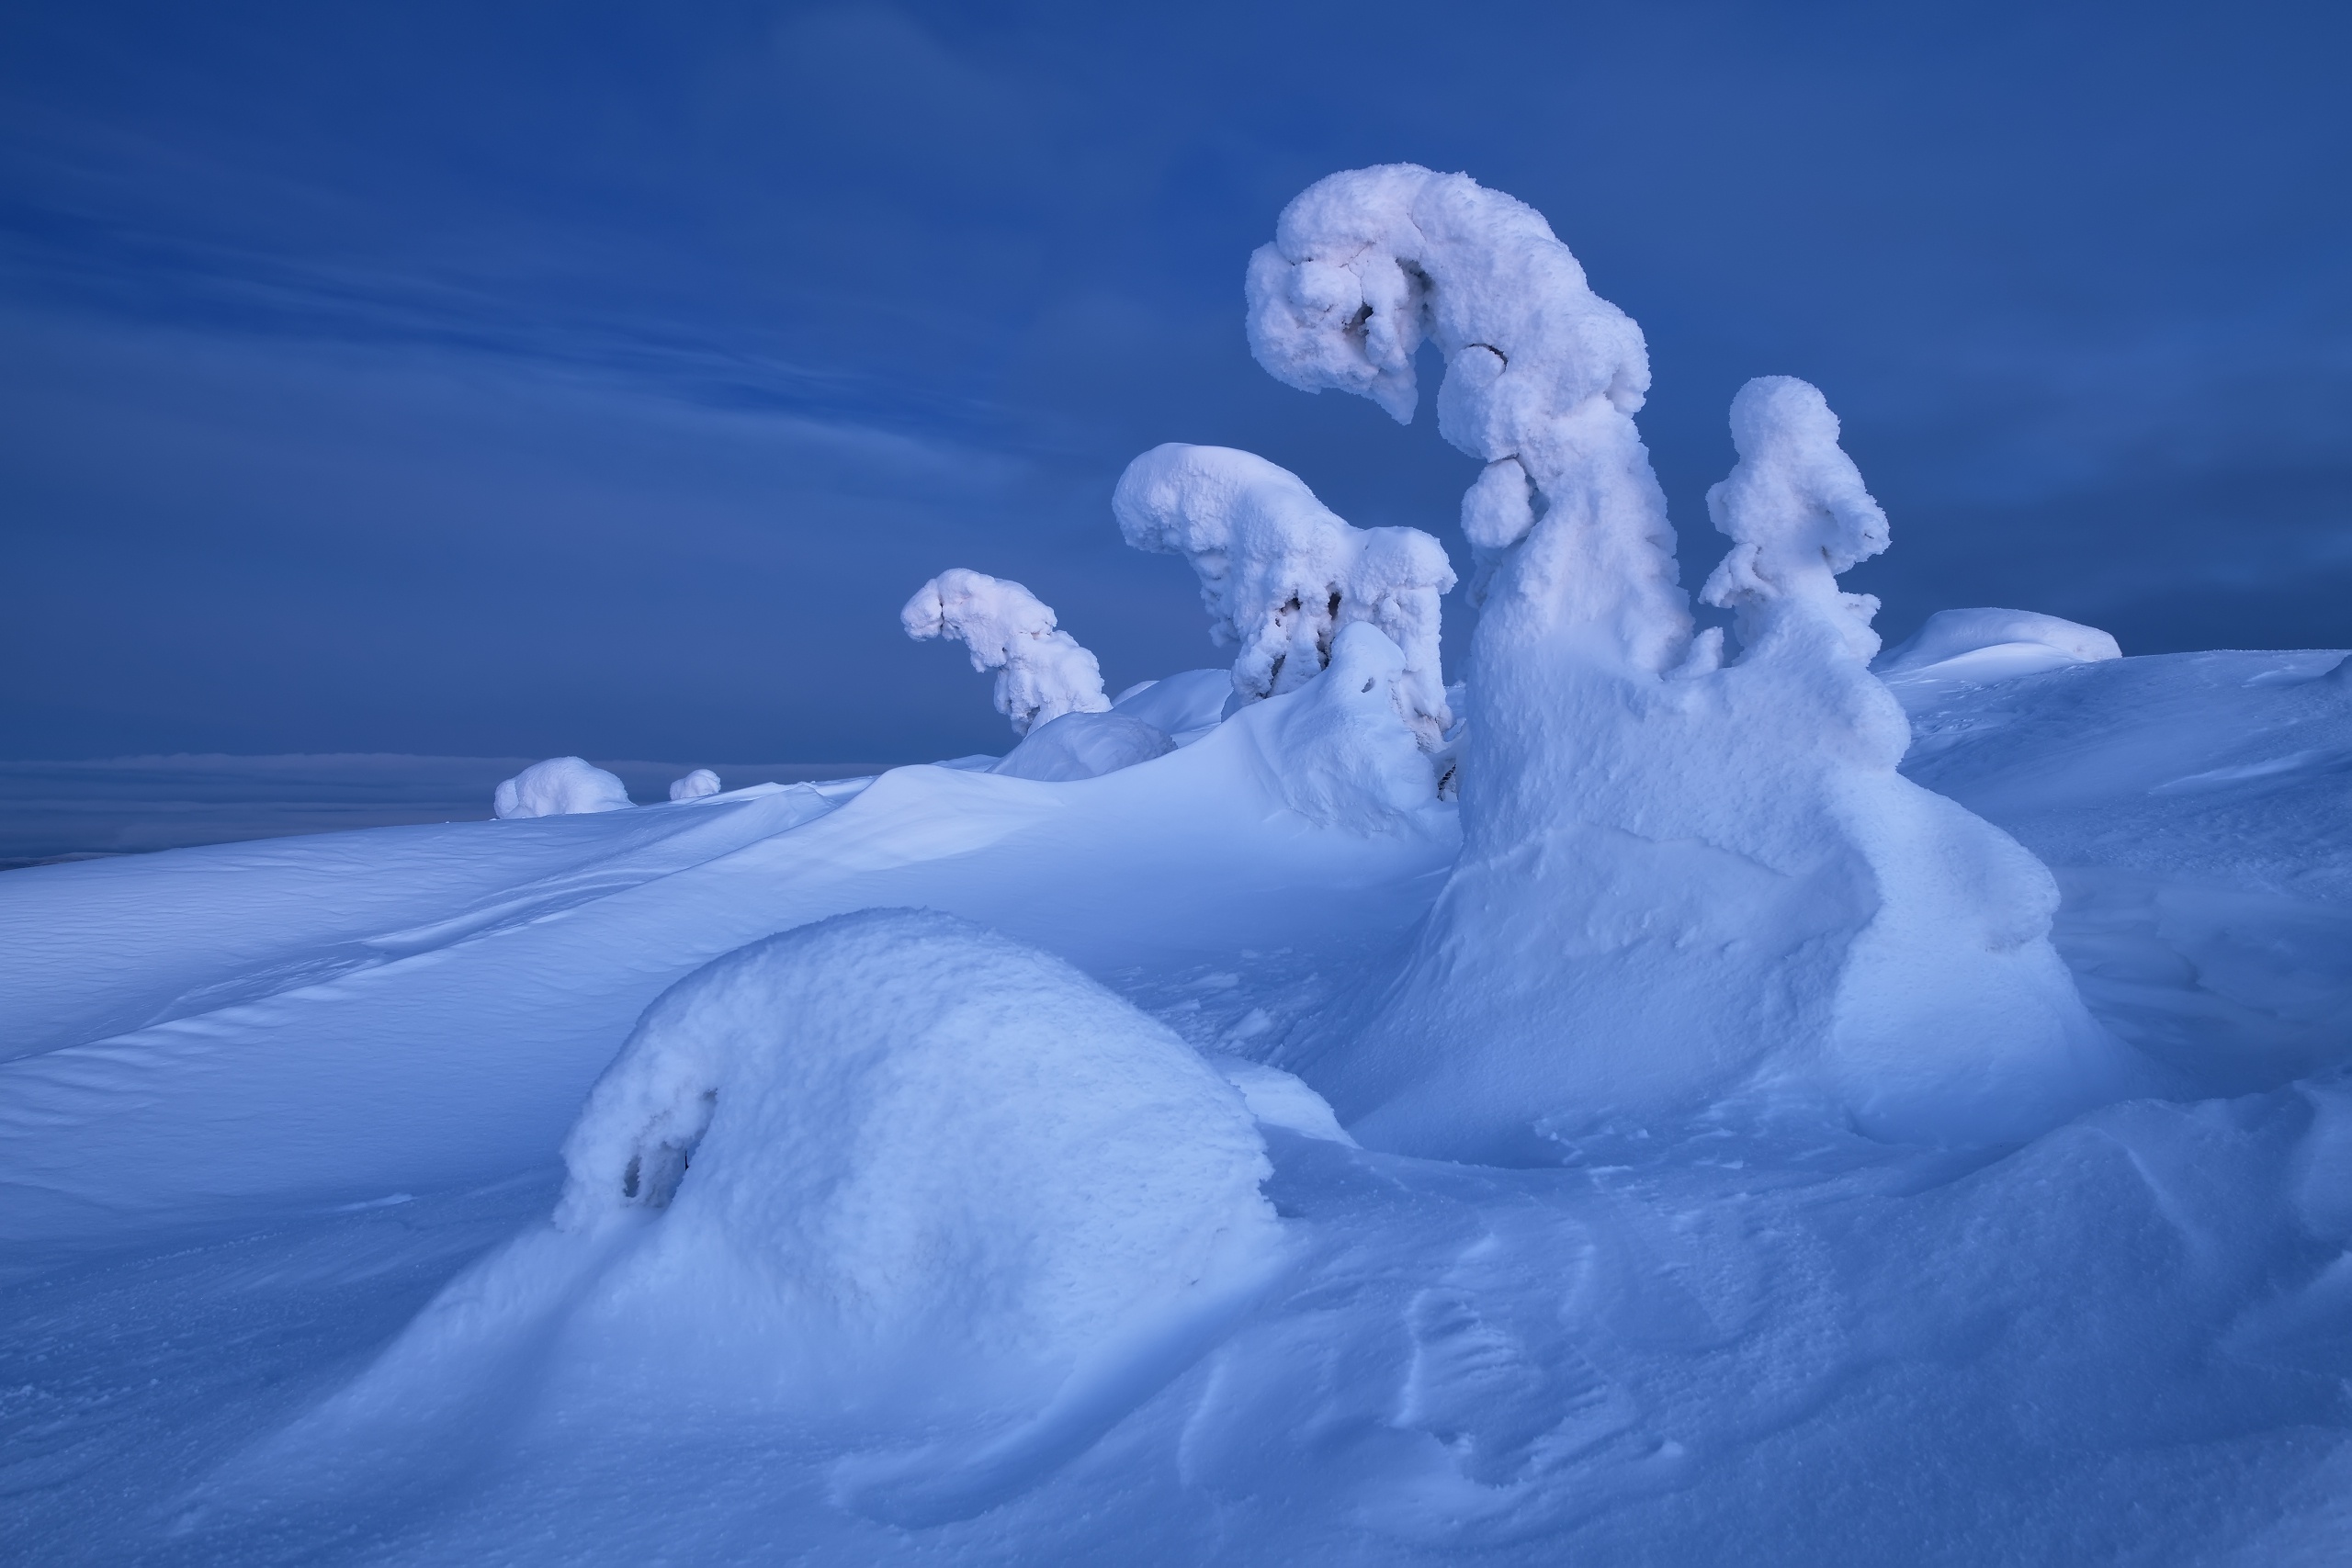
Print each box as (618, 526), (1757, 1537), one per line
(493, 756), (633, 818)
(6, 164), (2351, 1568)
(1114, 443), (1455, 746)
(902, 568), (1111, 736)
(1253, 169), (2133, 1158)
(667, 767), (722, 801)
(989, 709), (1173, 782)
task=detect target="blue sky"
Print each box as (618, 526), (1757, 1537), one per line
(3, 0), (2346, 761)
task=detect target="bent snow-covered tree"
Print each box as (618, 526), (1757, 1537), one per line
(1113, 443), (1455, 748)
(1249, 165), (2137, 1158)
(902, 569), (1111, 738)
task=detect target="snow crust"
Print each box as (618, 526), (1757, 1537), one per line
(1114, 444), (1454, 746)
(493, 756), (632, 818)
(667, 768), (721, 801)
(902, 569), (1111, 736)
(1250, 168), (2134, 1158)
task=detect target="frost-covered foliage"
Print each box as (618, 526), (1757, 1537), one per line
(903, 570), (1111, 737)
(1876, 606), (2122, 679)
(492, 757), (632, 818)
(1114, 444), (1454, 747)
(990, 710), (1173, 783)
(1700, 376), (1891, 662)
(1251, 165), (2136, 1158)
(667, 768), (721, 802)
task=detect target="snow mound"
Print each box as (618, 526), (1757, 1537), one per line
(1250, 622), (1443, 832)
(492, 757), (632, 818)
(667, 768), (721, 801)
(243, 909), (1281, 1521)
(990, 710), (1174, 782)
(1875, 606), (2123, 683)
(902, 569), (1111, 736)
(1111, 668), (1232, 745)
(1113, 443), (1454, 747)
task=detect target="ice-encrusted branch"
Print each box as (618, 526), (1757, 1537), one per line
(1701, 377), (1890, 662)
(902, 569), (1110, 738)
(1112, 443), (1454, 747)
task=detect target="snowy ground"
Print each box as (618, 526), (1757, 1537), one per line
(4, 649), (2350, 1565)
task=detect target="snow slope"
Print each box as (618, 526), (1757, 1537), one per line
(4, 649), (2352, 1565)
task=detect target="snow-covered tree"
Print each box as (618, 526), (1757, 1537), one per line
(902, 569), (1111, 738)
(1113, 443), (1455, 749)
(493, 756), (632, 818)
(1250, 167), (2137, 1158)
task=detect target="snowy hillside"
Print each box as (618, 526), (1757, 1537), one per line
(5, 166), (2348, 1566)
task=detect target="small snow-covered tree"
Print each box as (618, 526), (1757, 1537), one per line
(902, 569), (1111, 738)
(1113, 443), (1454, 748)
(1248, 166), (2135, 1158)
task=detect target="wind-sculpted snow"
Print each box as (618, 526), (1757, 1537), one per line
(989, 709), (1173, 782)
(1114, 443), (1454, 746)
(493, 756), (632, 818)
(1250, 167), (2135, 1157)
(217, 911), (1280, 1529)
(1875, 605), (2123, 691)
(903, 569), (1111, 737)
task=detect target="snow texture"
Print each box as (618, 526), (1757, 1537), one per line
(990, 710), (1174, 782)
(1111, 668), (1233, 746)
(1875, 605), (2123, 682)
(1114, 444), (1454, 747)
(493, 756), (632, 818)
(902, 569), (1111, 737)
(668, 768), (722, 801)
(1249, 170), (2133, 1159)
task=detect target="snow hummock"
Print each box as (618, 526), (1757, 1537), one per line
(902, 569), (1111, 737)
(990, 711), (1174, 783)
(1249, 170), (2133, 1161)
(1114, 444), (1455, 747)
(1112, 669), (1233, 746)
(1875, 605), (2123, 685)
(232, 909), (1280, 1524)
(493, 757), (632, 818)
(667, 768), (722, 802)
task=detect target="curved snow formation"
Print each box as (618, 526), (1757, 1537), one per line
(1250, 164), (2135, 1157)
(493, 757), (632, 818)
(1875, 607), (2122, 684)
(1114, 443), (1455, 748)
(990, 710), (1174, 783)
(252, 909), (1280, 1505)
(903, 569), (1112, 737)
(667, 768), (722, 802)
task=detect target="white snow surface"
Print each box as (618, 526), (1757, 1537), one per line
(1114, 443), (1455, 745)
(902, 568), (1111, 737)
(667, 767), (722, 801)
(493, 756), (633, 818)
(5, 649), (2352, 1565)
(1111, 667), (1234, 745)
(989, 709), (1173, 782)
(1875, 604), (2125, 692)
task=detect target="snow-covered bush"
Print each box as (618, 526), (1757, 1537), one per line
(989, 710), (1173, 782)
(1252, 167), (2137, 1157)
(667, 768), (722, 801)
(903, 569), (1110, 737)
(1875, 606), (2122, 682)
(492, 756), (632, 818)
(1114, 444), (1455, 748)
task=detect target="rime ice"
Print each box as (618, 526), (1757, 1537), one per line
(903, 569), (1111, 737)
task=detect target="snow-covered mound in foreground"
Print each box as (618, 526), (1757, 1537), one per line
(1875, 605), (2122, 685)
(1113, 667), (1234, 745)
(1250, 166), (2135, 1160)
(1114, 443), (1455, 746)
(220, 909), (1279, 1528)
(493, 756), (632, 818)
(990, 710), (1173, 782)
(903, 569), (1111, 736)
